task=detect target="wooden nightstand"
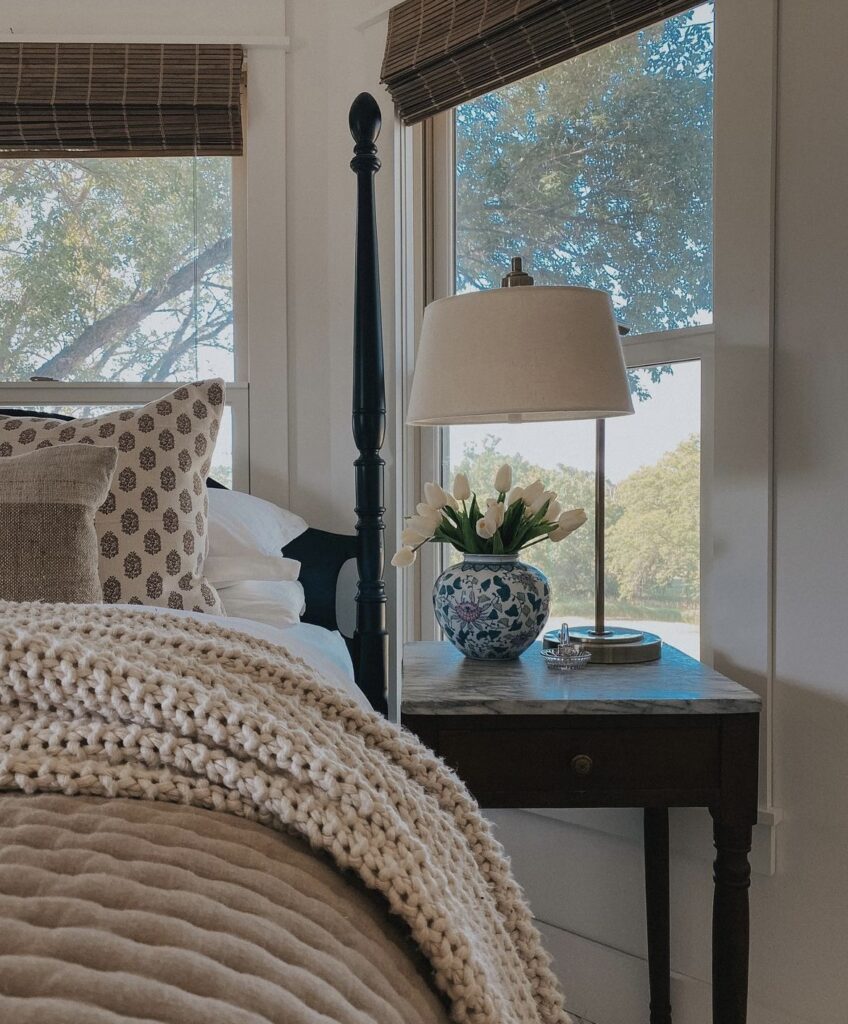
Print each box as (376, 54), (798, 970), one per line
(401, 640), (761, 1024)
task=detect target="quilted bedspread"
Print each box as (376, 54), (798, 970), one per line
(0, 793), (450, 1023)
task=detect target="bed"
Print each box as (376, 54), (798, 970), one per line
(0, 94), (568, 1024)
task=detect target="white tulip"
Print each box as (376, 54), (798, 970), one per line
(528, 490), (554, 515)
(453, 472), (471, 501)
(391, 546), (416, 567)
(545, 500), (562, 523)
(475, 514), (497, 540)
(415, 503), (443, 530)
(424, 481), (454, 509)
(494, 464), (512, 493)
(492, 501), (505, 527)
(549, 507), (588, 541)
(407, 513), (439, 538)
(506, 486), (524, 507)
(401, 526), (426, 546)
(523, 479), (545, 506)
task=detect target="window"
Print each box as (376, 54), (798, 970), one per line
(420, 3), (714, 656)
(0, 155), (246, 488)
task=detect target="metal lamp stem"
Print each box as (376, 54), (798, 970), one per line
(595, 418), (606, 636)
(561, 413), (662, 662)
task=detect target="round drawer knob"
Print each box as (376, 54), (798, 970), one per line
(570, 754), (594, 777)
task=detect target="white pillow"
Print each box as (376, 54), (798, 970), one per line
(219, 579), (306, 629)
(204, 554), (301, 588)
(207, 488), (307, 588)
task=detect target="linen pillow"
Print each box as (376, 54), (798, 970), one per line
(0, 444), (117, 604)
(206, 488), (306, 588)
(0, 380), (224, 613)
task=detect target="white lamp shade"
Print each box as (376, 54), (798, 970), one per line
(407, 285), (634, 425)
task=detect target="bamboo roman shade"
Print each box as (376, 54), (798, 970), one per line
(0, 43), (244, 156)
(382, 0), (698, 125)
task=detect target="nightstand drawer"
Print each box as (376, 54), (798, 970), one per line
(405, 714), (722, 808)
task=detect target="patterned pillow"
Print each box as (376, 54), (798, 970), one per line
(0, 380), (225, 613)
(0, 444), (117, 604)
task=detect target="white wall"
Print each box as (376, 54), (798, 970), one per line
(285, 0), (396, 535)
(766, 0), (848, 1015)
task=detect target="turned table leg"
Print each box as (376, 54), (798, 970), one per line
(644, 808), (672, 1024)
(710, 712), (759, 1024)
(711, 818), (754, 1024)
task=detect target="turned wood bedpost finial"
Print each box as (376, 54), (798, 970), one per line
(350, 92), (388, 714)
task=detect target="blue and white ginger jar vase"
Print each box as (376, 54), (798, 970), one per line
(434, 554), (550, 660)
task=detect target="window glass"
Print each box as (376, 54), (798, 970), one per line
(454, 3), (713, 334)
(447, 362), (701, 657)
(0, 157), (233, 382)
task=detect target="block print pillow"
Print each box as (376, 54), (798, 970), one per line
(0, 380), (225, 614)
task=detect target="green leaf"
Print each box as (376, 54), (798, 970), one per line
(499, 499), (526, 551)
(442, 505), (461, 526)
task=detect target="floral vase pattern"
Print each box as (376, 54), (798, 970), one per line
(434, 554), (550, 660)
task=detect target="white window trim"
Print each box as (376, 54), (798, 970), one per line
(396, 0), (781, 869)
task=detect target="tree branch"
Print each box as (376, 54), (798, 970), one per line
(35, 234), (232, 379)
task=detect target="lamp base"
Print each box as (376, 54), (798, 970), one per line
(544, 626), (663, 664)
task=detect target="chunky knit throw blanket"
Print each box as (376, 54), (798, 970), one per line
(0, 602), (569, 1024)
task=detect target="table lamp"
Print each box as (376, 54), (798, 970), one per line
(407, 258), (662, 663)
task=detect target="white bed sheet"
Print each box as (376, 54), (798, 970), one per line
(113, 605), (368, 710)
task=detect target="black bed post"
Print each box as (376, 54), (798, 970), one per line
(349, 93), (388, 715)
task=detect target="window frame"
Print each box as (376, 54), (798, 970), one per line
(397, 0), (779, 839)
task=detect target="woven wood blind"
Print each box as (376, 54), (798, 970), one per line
(0, 43), (244, 156)
(382, 0), (698, 125)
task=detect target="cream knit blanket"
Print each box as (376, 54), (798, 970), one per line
(0, 602), (569, 1024)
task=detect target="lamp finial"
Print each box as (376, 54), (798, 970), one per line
(501, 256), (534, 287)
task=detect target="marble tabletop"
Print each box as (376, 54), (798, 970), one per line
(401, 641), (762, 716)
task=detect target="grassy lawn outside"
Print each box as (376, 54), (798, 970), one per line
(549, 597), (699, 625)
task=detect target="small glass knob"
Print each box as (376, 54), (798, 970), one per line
(570, 754), (594, 776)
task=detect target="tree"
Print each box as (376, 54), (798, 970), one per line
(606, 435), (700, 603)
(0, 157), (232, 382)
(455, 6), (713, 336)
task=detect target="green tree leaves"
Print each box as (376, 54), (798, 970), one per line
(606, 434), (700, 604)
(455, 6), (713, 335)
